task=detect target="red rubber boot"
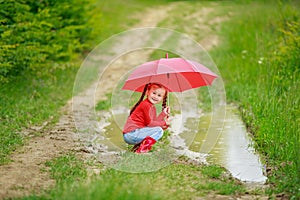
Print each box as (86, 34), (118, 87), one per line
(135, 136), (156, 153)
(130, 143), (141, 152)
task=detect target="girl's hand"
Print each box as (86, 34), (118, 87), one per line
(163, 106), (170, 116)
(162, 117), (170, 130)
(165, 116), (171, 126)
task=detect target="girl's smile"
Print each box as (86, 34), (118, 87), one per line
(147, 87), (166, 104)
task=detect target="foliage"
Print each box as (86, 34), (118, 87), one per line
(210, 0), (300, 198)
(95, 93), (112, 111)
(201, 165), (224, 179)
(45, 153), (87, 185)
(0, 0), (91, 83)
(0, 67), (78, 164)
(24, 162), (245, 200)
(196, 182), (244, 195)
(254, 16), (300, 197)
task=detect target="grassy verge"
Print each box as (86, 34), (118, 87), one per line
(22, 157), (246, 200)
(44, 153), (87, 185)
(209, 1), (300, 198)
(0, 66), (78, 163)
(20, 153), (88, 200)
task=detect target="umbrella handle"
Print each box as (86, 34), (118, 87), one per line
(164, 53), (170, 108)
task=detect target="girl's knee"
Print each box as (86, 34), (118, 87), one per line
(155, 127), (164, 140)
(156, 126), (163, 133)
(154, 126), (163, 134)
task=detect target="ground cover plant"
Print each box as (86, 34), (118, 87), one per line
(24, 158), (246, 200)
(210, 1), (300, 198)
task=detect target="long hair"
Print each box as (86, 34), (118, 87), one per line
(162, 91), (168, 111)
(130, 83), (149, 115)
(130, 83), (168, 115)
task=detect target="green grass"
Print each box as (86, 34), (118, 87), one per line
(209, 1), (300, 198)
(196, 182), (244, 196)
(0, 66), (78, 163)
(95, 93), (112, 111)
(201, 164), (224, 179)
(45, 153), (87, 185)
(21, 153), (88, 200)
(87, 0), (178, 45)
(22, 161), (245, 200)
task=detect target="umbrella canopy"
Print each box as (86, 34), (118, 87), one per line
(122, 56), (218, 92)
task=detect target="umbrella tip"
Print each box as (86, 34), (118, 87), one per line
(165, 53), (168, 59)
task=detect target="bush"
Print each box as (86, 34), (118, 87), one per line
(0, 0), (91, 83)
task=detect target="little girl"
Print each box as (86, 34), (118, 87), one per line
(123, 83), (170, 153)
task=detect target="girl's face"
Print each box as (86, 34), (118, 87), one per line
(147, 86), (166, 104)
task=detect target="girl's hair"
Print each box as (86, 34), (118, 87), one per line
(130, 83), (168, 115)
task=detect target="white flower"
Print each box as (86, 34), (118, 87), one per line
(258, 57), (264, 64)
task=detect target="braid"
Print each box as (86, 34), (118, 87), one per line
(130, 84), (149, 115)
(162, 91), (168, 111)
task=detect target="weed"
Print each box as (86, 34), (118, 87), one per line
(45, 153), (87, 185)
(95, 93), (112, 111)
(210, 0), (300, 197)
(201, 165), (225, 179)
(30, 162), (247, 200)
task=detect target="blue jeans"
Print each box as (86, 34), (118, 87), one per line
(123, 127), (163, 145)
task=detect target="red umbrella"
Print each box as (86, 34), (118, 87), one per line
(122, 54), (218, 92)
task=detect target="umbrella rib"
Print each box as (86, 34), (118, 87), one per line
(174, 72), (183, 92)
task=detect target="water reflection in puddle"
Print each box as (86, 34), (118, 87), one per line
(189, 105), (267, 183)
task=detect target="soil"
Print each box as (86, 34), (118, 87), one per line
(0, 2), (270, 200)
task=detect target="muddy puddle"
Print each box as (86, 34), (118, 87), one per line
(189, 105), (267, 183)
(99, 95), (267, 182)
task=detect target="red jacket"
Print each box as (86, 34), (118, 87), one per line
(123, 99), (168, 134)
